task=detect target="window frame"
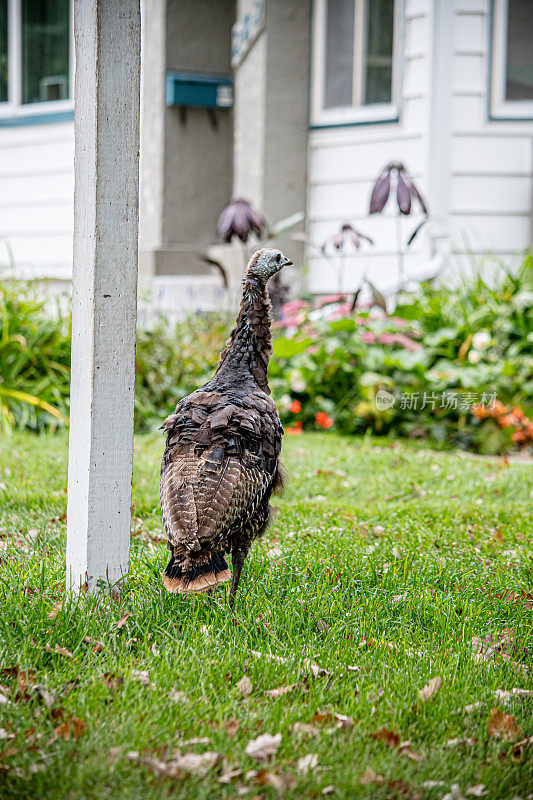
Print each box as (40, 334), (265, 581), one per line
(489, 0), (533, 121)
(310, 0), (403, 128)
(0, 0), (74, 124)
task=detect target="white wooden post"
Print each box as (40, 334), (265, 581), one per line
(66, 0), (141, 592)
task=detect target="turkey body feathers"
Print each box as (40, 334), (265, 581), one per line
(160, 249), (289, 601)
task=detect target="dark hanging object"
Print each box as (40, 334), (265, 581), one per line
(321, 223), (374, 254)
(369, 162), (428, 217)
(369, 170), (392, 214)
(217, 198), (267, 243)
(396, 172), (412, 215)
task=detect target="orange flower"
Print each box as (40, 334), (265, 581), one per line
(512, 430), (527, 444)
(289, 399), (302, 414)
(490, 400), (506, 417)
(472, 404), (489, 420)
(286, 426), (303, 435)
(294, 419), (303, 429)
(315, 411), (334, 429)
(512, 406), (524, 420)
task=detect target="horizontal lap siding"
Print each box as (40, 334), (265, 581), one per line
(307, 1), (432, 294)
(0, 121), (74, 277)
(450, 0), (533, 260)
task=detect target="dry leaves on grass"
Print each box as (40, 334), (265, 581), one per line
(296, 753), (318, 775)
(246, 767), (296, 795)
(487, 707), (520, 741)
(237, 675), (252, 697)
(217, 765), (242, 784)
(264, 683), (299, 699)
(131, 670), (155, 690)
(309, 711), (354, 732)
(446, 737), (477, 748)
(101, 672), (123, 693)
(223, 717), (239, 737)
(470, 629), (528, 676)
(116, 613), (133, 630)
(317, 620), (330, 634)
(370, 727), (421, 761)
(168, 688), (190, 704)
(47, 602), (62, 620)
(49, 716), (86, 744)
(418, 676), (442, 703)
(44, 644), (74, 659)
(245, 732), (281, 761)
(128, 750), (219, 778)
(83, 637), (104, 653)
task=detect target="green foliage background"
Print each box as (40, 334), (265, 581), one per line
(0, 254), (531, 453)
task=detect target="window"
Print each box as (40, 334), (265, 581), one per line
(0, 0), (72, 121)
(490, 0), (533, 119)
(0, 1), (7, 103)
(311, 0), (401, 126)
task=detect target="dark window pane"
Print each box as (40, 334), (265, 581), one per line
(324, 0), (355, 108)
(364, 0), (394, 104)
(506, 0), (533, 101)
(21, 0), (70, 105)
(0, 0), (7, 103)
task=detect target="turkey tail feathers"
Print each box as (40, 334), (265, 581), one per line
(163, 550), (231, 594)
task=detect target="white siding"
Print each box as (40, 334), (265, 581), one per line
(0, 121), (74, 279)
(308, 0), (533, 294)
(449, 0), (533, 260)
(307, 0), (433, 294)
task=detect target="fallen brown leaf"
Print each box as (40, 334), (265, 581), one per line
(245, 732), (281, 761)
(44, 644), (74, 659)
(446, 737), (477, 747)
(131, 669), (155, 689)
(264, 683), (299, 699)
(296, 753), (318, 775)
(218, 765), (242, 784)
(370, 727), (400, 749)
(51, 716), (86, 743)
(168, 688), (190, 704)
(291, 722), (318, 737)
(223, 717), (239, 737)
(116, 613), (133, 629)
(102, 672), (123, 692)
(237, 675), (252, 697)
(487, 707), (520, 741)
(83, 636), (104, 653)
(510, 734), (533, 761)
(494, 687), (533, 701)
(418, 675), (442, 703)
(360, 767), (384, 785)
(47, 602), (62, 620)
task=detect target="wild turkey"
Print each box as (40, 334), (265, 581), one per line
(160, 248), (293, 602)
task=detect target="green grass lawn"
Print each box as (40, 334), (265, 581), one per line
(0, 431), (532, 800)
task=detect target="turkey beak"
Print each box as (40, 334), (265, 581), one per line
(281, 257), (293, 267)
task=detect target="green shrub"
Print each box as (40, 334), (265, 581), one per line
(0, 279), (71, 433)
(272, 254), (533, 453)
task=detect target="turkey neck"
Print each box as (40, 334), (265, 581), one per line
(214, 275), (273, 394)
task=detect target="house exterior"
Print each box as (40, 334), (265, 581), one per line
(0, 0), (531, 302)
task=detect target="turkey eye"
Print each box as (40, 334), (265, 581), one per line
(275, 253), (281, 263)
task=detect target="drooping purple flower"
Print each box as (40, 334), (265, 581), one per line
(369, 162), (428, 216)
(321, 223), (374, 255)
(217, 198), (267, 243)
(369, 169), (391, 214)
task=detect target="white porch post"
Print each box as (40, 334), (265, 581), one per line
(66, 0), (141, 591)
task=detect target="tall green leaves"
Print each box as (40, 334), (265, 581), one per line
(0, 280), (71, 433)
